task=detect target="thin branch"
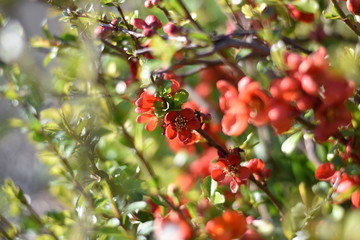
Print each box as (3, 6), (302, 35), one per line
(249, 176), (284, 217)
(101, 39), (130, 59)
(22, 195), (59, 240)
(0, 226), (12, 240)
(223, 0), (243, 29)
(196, 128), (228, 156)
(216, 51), (244, 78)
(331, 0), (360, 36)
(176, 0), (204, 32)
(115, 4), (141, 47)
(282, 37), (312, 54)
(157, 6), (173, 21)
(197, 38), (270, 58)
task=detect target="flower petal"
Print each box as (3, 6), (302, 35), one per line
(164, 111), (179, 123)
(222, 113), (248, 136)
(238, 166), (251, 181)
(180, 108), (195, 120)
(230, 179), (239, 193)
(217, 159), (228, 168)
(136, 113), (153, 123)
(178, 129), (192, 142)
(187, 118), (201, 130)
(211, 169), (226, 182)
(145, 118), (158, 131)
(166, 125), (177, 139)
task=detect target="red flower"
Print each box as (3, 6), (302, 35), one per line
(211, 150), (251, 193)
(164, 108), (201, 143)
(206, 210), (247, 240)
(315, 163), (336, 181)
(244, 158), (271, 181)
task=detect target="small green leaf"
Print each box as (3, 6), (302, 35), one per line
(201, 176), (218, 198)
(281, 131), (303, 155)
(137, 221), (154, 235)
(124, 201), (147, 214)
(210, 192), (225, 205)
(114, 101), (132, 125)
(174, 89), (189, 106)
(188, 32), (211, 45)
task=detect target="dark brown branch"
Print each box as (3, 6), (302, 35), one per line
(249, 176), (284, 217)
(101, 39), (130, 59)
(282, 37), (312, 54)
(158, 6), (173, 21)
(197, 38), (270, 58)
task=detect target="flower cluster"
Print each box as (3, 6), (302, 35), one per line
(217, 48), (354, 142)
(132, 15), (163, 37)
(271, 48), (354, 141)
(315, 163), (360, 207)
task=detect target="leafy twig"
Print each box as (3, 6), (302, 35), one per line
(331, 0), (360, 36)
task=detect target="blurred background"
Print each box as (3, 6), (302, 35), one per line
(0, 0), (57, 213)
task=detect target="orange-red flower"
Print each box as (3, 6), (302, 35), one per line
(217, 77), (270, 136)
(164, 108), (201, 143)
(206, 210), (247, 240)
(136, 112), (158, 131)
(244, 158), (271, 181)
(135, 91), (159, 113)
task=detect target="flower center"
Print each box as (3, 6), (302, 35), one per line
(174, 115), (188, 130)
(224, 165), (239, 177)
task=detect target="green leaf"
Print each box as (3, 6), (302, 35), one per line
(210, 192), (225, 205)
(124, 201), (147, 214)
(188, 32), (211, 45)
(201, 176), (218, 198)
(114, 101), (132, 125)
(281, 131), (303, 155)
(137, 221), (154, 235)
(292, 0), (318, 14)
(174, 89), (189, 106)
(312, 182), (330, 198)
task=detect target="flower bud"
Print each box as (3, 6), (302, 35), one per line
(163, 22), (181, 36)
(145, 15), (162, 29)
(94, 25), (113, 39)
(132, 18), (147, 29)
